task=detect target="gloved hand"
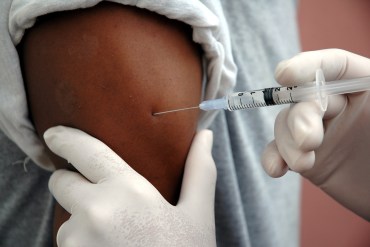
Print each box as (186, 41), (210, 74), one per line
(45, 126), (217, 247)
(261, 49), (370, 220)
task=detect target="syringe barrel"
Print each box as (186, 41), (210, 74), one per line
(224, 85), (321, 111)
(225, 87), (303, 110)
(199, 97), (228, 111)
(200, 69), (329, 112)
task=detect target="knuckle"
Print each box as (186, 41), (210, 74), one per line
(84, 203), (113, 227)
(48, 170), (65, 192)
(57, 225), (78, 247)
(328, 48), (345, 54)
(262, 146), (281, 177)
(59, 236), (78, 247)
(109, 173), (157, 203)
(289, 107), (323, 150)
(265, 162), (282, 178)
(288, 152), (315, 173)
(128, 178), (156, 200)
(275, 108), (289, 130)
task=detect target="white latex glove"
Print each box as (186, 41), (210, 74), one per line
(45, 126), (216, 247)
(261, 49), (370, 220)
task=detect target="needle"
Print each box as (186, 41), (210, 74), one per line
(153, 106), (199, 116)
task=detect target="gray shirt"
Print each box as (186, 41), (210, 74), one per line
(0, 132), (54, 247)
(212, 1), (301, 246)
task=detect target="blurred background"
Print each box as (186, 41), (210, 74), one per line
(298, 0), (370, 246)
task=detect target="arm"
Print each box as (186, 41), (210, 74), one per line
(18, 0), (203, 240)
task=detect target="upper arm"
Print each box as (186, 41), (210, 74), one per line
(19, 2), (203, 203)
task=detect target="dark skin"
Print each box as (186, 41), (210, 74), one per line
(18, 2), (202, 244)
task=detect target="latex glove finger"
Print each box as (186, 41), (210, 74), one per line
(274, 106), (316, 173)
(261, 140), (288, 177)
(48, 169), (92, 214)
(57, 219), (75, 247)
(286, 101), (325, 151)
(275, 49), (370, 85)
(44, 126), (133, 183)
(57, 215), (92, 247)
(272, 93), (347, 173)
(177, 130), (216, 218)
(263, 102), (324, 175)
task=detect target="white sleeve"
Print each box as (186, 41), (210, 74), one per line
(0, 0), (237, 170)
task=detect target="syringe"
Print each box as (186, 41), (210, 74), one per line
(153, 69), (370, 115)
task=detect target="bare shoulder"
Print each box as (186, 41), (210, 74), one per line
(19, 1), (203, 201)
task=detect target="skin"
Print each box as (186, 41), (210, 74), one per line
(18, 2), (202, 244)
